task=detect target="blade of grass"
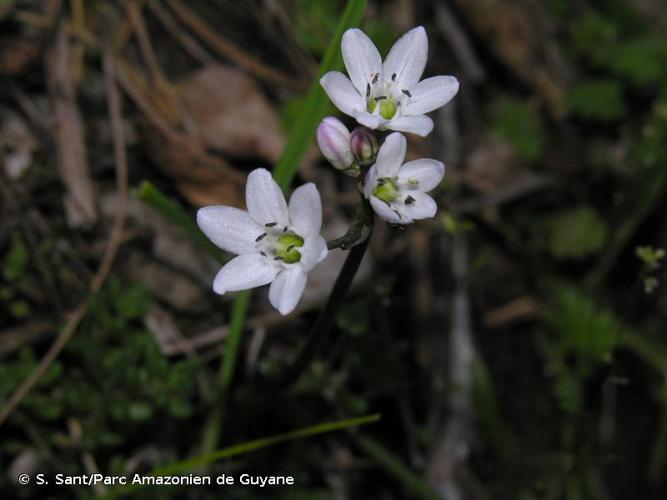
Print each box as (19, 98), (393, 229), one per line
(104, 413), (380, 498)
(272, 0), (367, 189)
(356, 433), (444, 500)
(135, 181), (224, 263)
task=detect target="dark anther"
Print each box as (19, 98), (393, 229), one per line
(391, 73), (396, 81)
(283, 226), (288, 232)
(405, 195), (415, 205)
(255, 232), (267, 242)
(377, 178), (386, 185)
(274, 256), (284, 261)
(374, 96), (387, 102)
(260, 251), (267, 257)
(366, 83), (370, 97)
(372, 73), (379, 84)
(393, 209), (402, 219)
(402, 89), (412, 97)
(265, 222), (277, 227)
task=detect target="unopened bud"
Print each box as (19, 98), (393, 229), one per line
(350, 127), (378, 166)
(316, 117), (354, 170)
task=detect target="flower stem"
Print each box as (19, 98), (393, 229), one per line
(272, 210), (374, 388)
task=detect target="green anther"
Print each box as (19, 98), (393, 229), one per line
(367, 98), (378, 114)
(276, 233), (304, 264)
(372, 178), (399, 203)
(380, 99), (397, 119)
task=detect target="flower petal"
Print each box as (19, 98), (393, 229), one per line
(341, 28), (382, 95)
(213, 253), (278, 294)
(374, 132), (406, 177)
(398, 159), (445, 192)
(299, 234), (328, 272)
(353, 109), (385, 130)
(369, 196), (401, 223)
(402, 76), (459, 116)
(400, 191), (437, 221)
(363, 164), (379, 199)
(388, 115), (433, 137)
(320, 72), (363, 117)
(289, 183), (322, 236)
(382, 26), (428, 90)
(196, 206), (263, 255)
(245, 168), (289, 227)
(268, 267), (307, 315)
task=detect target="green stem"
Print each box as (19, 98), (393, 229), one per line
(269, 216), (373, 389)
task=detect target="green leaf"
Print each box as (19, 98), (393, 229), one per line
(545, 206), (608, 259)
(104, 414), (380, 498)
(567, 79), (625, 120)
(491, 98), (545, 161)
(272, 0), (368, 189)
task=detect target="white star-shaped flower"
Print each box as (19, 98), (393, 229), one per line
(320, 26), (459, 137)
(363, 132), (445, 224)
(197, 168), (328, 315)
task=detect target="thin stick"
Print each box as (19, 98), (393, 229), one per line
(271, 224), (373, 389)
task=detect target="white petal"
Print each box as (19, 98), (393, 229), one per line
(245, 168), (289, 227)
(400, 191), (438, 221)
(268, 267), (307, 315)
(402, 76), (459, 116)
(369, 196), (401, 223)
(196, 206), (263, 255)
(374, 132), (406, 177)
(299, 234), (328, 272)
(388, 115), (433, 137)
(289, 183), (322, 236)
(341, 28), (382, 95)
(398, 159), (445, 192)
(353, 109), (385, 129)
(363, 164), (379, 199)
(382, 26), (428, 90)
(320, 72), (364, 117)
(213, 253), (278, 294)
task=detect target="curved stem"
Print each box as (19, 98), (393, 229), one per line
(269, 218), (374, 389)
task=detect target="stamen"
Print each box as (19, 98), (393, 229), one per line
(366, 83), (370, 97)
(255, 232), (267, 242)
(265, 222), (277, 227)
(274, 256), (284, 261)
(372, 73), (379, 84)
(402, 89), (412, 97)
(283, 226), (288, 232)
(393, 209), (402, 219)
(374, 96), (387, 102)
(405, 195), (415, 205)
(391, 73), (396, 81)
(260, 251), (267, 257)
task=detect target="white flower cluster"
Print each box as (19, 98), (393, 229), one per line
(197, 27), (458, 315)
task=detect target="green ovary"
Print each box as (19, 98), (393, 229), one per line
(366, 97), (398, 120)
(275, 233), (304, 264)
(372, 179), (399, 203)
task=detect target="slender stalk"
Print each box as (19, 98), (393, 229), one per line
(270, 215), (374, 389)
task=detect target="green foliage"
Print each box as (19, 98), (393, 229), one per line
(491, 98), (545, 161)
(636, 246), (665, 269)
(2, 232), (29, 282)
(545, 288), (620, 414)
(544, 206), (608, 259)
(293, 0), (340, 56)
(567, 79), (625, 120)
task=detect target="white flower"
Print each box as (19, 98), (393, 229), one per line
(320, 26), (459, 137)
(197, 168), (328, 315)
(363, 133), (445, 224)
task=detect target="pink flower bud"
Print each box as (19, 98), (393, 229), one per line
(350, 127), (378, 166)
(316, 117), (354, 170)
